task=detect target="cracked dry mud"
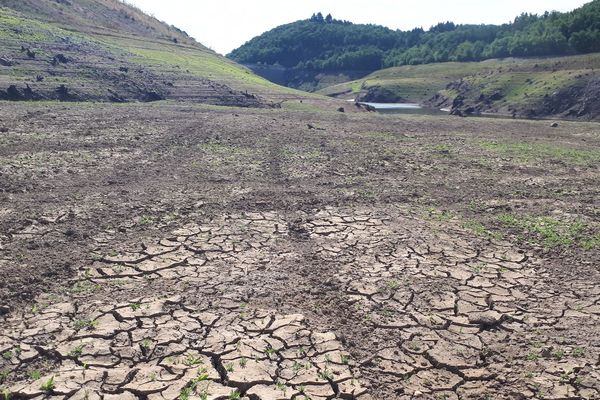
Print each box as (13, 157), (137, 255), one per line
(3, 208), (599, 399)
(0, 103), (599, 399)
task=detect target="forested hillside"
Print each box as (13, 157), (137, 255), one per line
(229, 1), (600, 87)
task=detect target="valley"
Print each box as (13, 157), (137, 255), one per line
(0, 1), (599, 400)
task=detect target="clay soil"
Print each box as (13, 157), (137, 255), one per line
(0, 102), (599, 400)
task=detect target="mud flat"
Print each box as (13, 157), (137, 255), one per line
(0, 102), (599, 399)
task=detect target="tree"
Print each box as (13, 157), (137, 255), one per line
(228, 1), (600, 72)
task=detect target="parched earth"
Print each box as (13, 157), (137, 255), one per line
(0, 102), (599, 399)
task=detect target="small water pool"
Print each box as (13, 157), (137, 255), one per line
(351, 101), (449, 115)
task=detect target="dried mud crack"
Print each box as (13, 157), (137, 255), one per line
(0, 103), (599, 400)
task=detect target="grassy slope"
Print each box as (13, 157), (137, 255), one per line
(318, 54), (600, 119)
(0, 0), (309, 104)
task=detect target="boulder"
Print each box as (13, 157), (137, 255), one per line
(0, 57), (14, 67)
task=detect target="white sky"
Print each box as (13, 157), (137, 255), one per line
(126, 0), (590, 55)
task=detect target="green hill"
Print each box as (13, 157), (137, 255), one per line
(0, 0), (298, 106)
(318, 53), (600, 120)
(228, 2), (600, 91)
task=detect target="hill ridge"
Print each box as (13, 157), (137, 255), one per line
(0, 0), (296, 106)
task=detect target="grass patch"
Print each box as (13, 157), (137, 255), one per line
(463, 219), (503, 240)
(498, 214), (598, 249)
(424, 207), (454, 222)
(480, 140), (600, 166)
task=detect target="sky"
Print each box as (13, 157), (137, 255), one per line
(126, 0), (590, 55)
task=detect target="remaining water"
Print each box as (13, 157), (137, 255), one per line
(351, 101), (449, 115)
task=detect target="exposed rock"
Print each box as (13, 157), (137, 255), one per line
(51, 53), (70, 65)
(360, 85), (406, 103)
(141, 91), (165, 102)
(0, 57), (14, 67)
(468, 310), (504, 328)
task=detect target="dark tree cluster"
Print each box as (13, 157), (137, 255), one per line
(228, 1), (600, 71)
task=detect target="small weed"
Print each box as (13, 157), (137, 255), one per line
(40, 376), (55, 392)
(225, 363), (234, 373)
(2, 388), (9, 400)
(581, 233), (600, 250)
(141, 339), (153, 349)
(470, 263), (486, 274)
(552, 349), (565, 360)
(275, 380), (287, 393)
(386, 280), (400, 290)
(425, 207), (453, 222)
(318, 369), (334, 381)
(130, 303), (142, 311)
(292, 361), (303, 372)
(70, 281), (100, 294)
(179, 386), (192, 400)
(431, 144), (452, 156)
(1, 352), (11, 361)
(264, 346), (277, 358)
(340, 354), (350, 365)
(572, 347), (585, 358)
(229, 390), (241, 400)
(69, 344), (85, 358)
(179, 369), (209, 400)
(0, 370), (9, 383)
(183, 354), (203, 366)
(239, 357), (247, 368)
(138, 215), (154, 225)
(73, 319), (98, 330)
(526, 352), (539, 361)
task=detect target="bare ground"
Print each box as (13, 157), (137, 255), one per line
(0, 102), (599, 399)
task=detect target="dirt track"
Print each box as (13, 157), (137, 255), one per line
(0, 102), (599, 399)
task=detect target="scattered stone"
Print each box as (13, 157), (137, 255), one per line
(56, 84), (71, 100)
(337, 107), (345, 112)
(141, 91), (164, 102)
(0, 127), (8, 133)
(551, 122), (559, 127)
(468, 310), (504, 328)
(0, 57), (14, 67)
(51, 53), (70, 65)
(0, 305), (9, 315)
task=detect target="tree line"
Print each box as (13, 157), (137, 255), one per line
(228, 1), (600, 71)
